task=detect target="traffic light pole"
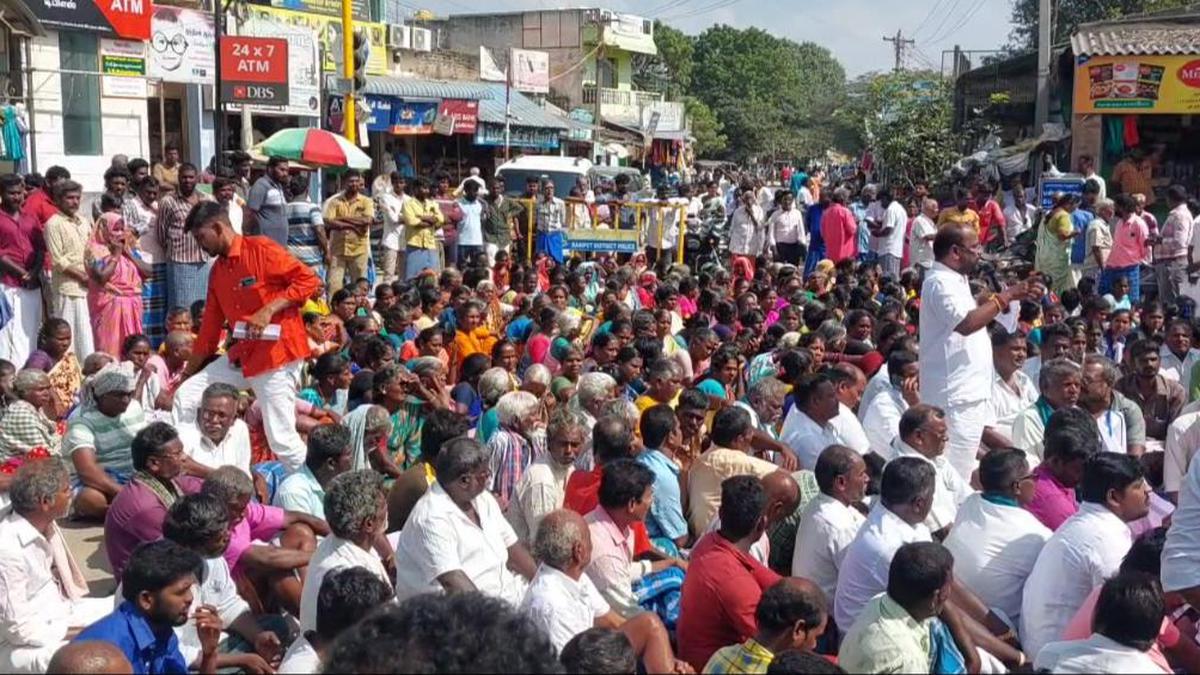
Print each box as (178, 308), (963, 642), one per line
(341, 0), (356, 144)
(213, 0), (226, 155)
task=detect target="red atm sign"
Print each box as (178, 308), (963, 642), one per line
(219, 36), (289, 104)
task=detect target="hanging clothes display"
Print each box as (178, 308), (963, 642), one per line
(1, 104), (26, 163)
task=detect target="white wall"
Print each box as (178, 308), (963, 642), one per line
(28, 31), (150, 193)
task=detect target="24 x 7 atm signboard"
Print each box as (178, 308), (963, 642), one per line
(219, 36), (289, 105)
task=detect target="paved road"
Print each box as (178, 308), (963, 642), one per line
(60, 520), (116, 596)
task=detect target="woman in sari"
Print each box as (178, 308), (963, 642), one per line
(86, 212), (149, 358)
(448, 300), (498, 382)
(0, 369), (61, 460)
(1035, 192), (1079, 296)
(343, 403), (396, 477)
(25, 319), (82, 419)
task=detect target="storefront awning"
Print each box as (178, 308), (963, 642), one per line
(1072, 20), (1200, 56)
(475, 83), (568, 130)
(360, 77), (494, 101)
(0, 0), (45, 36)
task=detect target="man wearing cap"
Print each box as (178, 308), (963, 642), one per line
(171, 201), (321, 474)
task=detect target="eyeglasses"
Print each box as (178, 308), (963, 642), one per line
(152, 32), (189, 55)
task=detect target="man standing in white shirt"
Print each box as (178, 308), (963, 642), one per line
(456, 180), (485, 266)
(1078, 154), (1107, 202)
(890, 405), (972, 536)
(767, 191), (807, 267)
(920, 223), (1035, 479)
(792, 445), (868, 607)
(728, 190), (766, 277)
(780, 372), (844, 470)
(1021, 453), (1151, 660)
(1157, 186), (1194, 304)
(908, 198), (938, 270)
(1002, 186), (1038, 243)
(645, 185), (680, 270)
(178, 382), (253, 478)
(378, 173), (409, 284)
(299, 470), (392, 632)
(944, 449), (1049, 633)
(0, 460), (112, 673)
(863, 351), (919, 459)
(870, 189), (907, 279)
(522, 510), (682, 670)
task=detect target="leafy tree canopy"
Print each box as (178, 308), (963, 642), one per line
(1008, 0), (1194, 50)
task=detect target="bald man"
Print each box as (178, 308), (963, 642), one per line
(47, 641), (133, 675)
(520, 510), (685, 672)
(705, 471), (801, 566)
(703, 578), (829, 672)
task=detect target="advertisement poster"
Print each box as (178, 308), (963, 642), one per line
(240, 4), (388, 75)
(262, 0), (368, 21)
(238, 13), (322, 117)
(391, 101), (438, 135)
(28, 0), (152, 40)
(511, 49), (549, 94)
(1040, 174), (1086, 211)
(1075, 54), (1200, 114)
(147, 6), (215, 85)
(437, 99), (479, 134)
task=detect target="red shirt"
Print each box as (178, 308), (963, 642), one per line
(564, 468), (653, 555)
(196, 235), (320, 377)
(976, 198), (1005, 244)
(21, 188), (58, 225)
(676, 531), (783, 670)
(0, 209), (41, 288)
(820, 203), (858, 263)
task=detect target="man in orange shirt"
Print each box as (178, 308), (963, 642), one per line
(170, 201), (321, 472)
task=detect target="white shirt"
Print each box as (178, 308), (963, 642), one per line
(729, 204), (766, 256)
(277, 634), (321, 674)
(456, 198), (484, 246)
(873, 200), (907, 258)
(1035, 633), (1165, 674)
(890, 439), (973, 532)
(394, 482), (526, 607)
(379, 192), (409, 251)
(792, 493), (866, 602)
(834, 504), (932, 631)
(1084, 171), (1107, 202)
(299, 535), (391, 632)
(858, 365), (890, 418)
(1163, 435), (1200, 594)
(1165, 402), (1200, 494)
(520, 564), (609, 652)
(178, 421), (252, 476)
(943, 494), (1050, 627)
(1159, 346), (1200, 394)
(178, 556), (251, 666)
(0, 514), (75, 649)
(908, 214), (936, 268)
(780, 407), (842, 470)
(1011, 403), (1048, 464)
(506, 456), (573, 543)
(767, 208), (806, 246)
(831, 403), (870, 455)
(1003, 203), (1038, 242)
(1021, 502), (1133, 660)
(919, 262), (994, 408)
(1022, 355), (1043, 393)
(1094, 406), (1128, 456)
(988, 370), (1039, 441)
(646, 199), (681, 250)
(864, 387), (908, 459)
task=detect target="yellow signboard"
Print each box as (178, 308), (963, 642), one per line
(239, 4), (389, 75)
(1075, 54), (1200, 114)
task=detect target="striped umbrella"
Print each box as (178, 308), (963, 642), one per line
(252, 128), (371, 170)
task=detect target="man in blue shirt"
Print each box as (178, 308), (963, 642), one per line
(74, 540), (220, 674)
(637, 405), (689, 554)
(1070, 183), (1099, 273)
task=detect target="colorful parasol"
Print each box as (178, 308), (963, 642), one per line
(251, 128), (371, 170)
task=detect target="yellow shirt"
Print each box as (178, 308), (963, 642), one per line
(686, 446), (777, 533)
(403, 197), (446, 251)
(45, 212), (93, 298)
(634, 391), (679, 414)
(324, 193), (375, 257)
(937, 207), (980, 232)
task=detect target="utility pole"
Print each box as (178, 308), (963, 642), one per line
(1035, 0), (1052, 131)
(882, 29), (915, 72)
(213, 0), (225, 157)
(593, 14), (605, 164)
(342, 0), (356, 143)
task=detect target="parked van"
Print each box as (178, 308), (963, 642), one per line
(495, 156), (592, 198)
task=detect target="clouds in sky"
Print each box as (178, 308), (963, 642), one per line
(413, 0), (1016, 76)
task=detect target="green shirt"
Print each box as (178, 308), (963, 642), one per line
(839, 594), (933, 674)
(388, 397), (426, 469)
(64, 402), (148, 474)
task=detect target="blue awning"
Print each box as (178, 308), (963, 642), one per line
(360, 77), (494, 101)
(475, 83), (569, 131)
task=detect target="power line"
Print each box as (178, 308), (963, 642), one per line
(920, 0), (964, 46)
(660, 0), (746, 21)
(911, 0), (951, 40)
(926, 0), (986, 44)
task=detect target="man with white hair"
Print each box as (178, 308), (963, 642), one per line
(570, 371), (618, 470)
(509, 410), (587, 542)
(488, 390), (542, 508)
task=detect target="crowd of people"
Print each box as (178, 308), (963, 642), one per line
(0, 145), (1197, 674)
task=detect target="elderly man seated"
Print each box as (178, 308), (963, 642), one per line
(64, 364), (148, 520)
(200, 466), (329, 617)
(487, 390), (542, 508)
(1012, 357), (1082, 463)
(394, 437), (537, 606)
(508, 409), (587, 543)
(888, 404), (972, 537)
(178, 382), (252, 477)
(0, 460), (113, 673)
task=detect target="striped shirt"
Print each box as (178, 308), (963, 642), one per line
(286, 200), (325, 268)
(63, 401), (148, 474)
(157, 191), (212, 264)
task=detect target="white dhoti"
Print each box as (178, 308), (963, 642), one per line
(0, 286), (42, 367)
(945, 399), (989, 481)
(0, 596), (113, 674)
(172, 356), (306, 472)
(51, 294), (94, 362)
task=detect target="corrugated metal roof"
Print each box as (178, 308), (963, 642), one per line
(475, 83), (569, 130)
(1072, 22), (1200, 56)
(360, 78), (495, 101)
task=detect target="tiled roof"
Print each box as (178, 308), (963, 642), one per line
(1072, 22), (1200, 56)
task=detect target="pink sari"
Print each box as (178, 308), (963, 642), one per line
(86, 213), (144, 357)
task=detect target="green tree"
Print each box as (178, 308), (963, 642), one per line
(1008, 0), (1194, 50)
(846, 70), (961, 185)
(683, 96), (726, 157)
(634, 22), (694, 99)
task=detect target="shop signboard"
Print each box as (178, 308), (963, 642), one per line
(1075, 54), (1200, 114)
(28, 0), (152, 40)
(1040, 173), (1085, 211)
(564, 229), (640, 253)
(240, 4), (389, 75)
(232, 15), (321, 118)
(437, 99), (479, 134)
(363, 95), (393, 132)
(391, 101), (438, 135)
(219, 36), (289, 105)
(147, 6), (215, 85)
(473, 123), (560, 150)
(258, 0), (369, 21)
(100, 38), (145, 75)
(511, 49), (550, 94)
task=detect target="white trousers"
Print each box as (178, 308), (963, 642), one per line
(172, 356), (306, 472)
(0, 596), (113, 673)
(945, 399), (989, 481)
(51, 294), (94, 363)
(0, 286), (41, 367)
(485, 242), (510, 267)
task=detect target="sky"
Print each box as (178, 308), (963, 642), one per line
(409, 0), (1017, 76)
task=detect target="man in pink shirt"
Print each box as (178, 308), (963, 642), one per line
(1026, 408), (1099, 530)
(1102, 194), (1150, 303)
(200, 465), (329, 617)
(820, 188), (858, 263)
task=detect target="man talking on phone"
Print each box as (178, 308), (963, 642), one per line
(170, 201), (320, 472)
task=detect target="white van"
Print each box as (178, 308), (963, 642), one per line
(495, 156), (592, 198)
